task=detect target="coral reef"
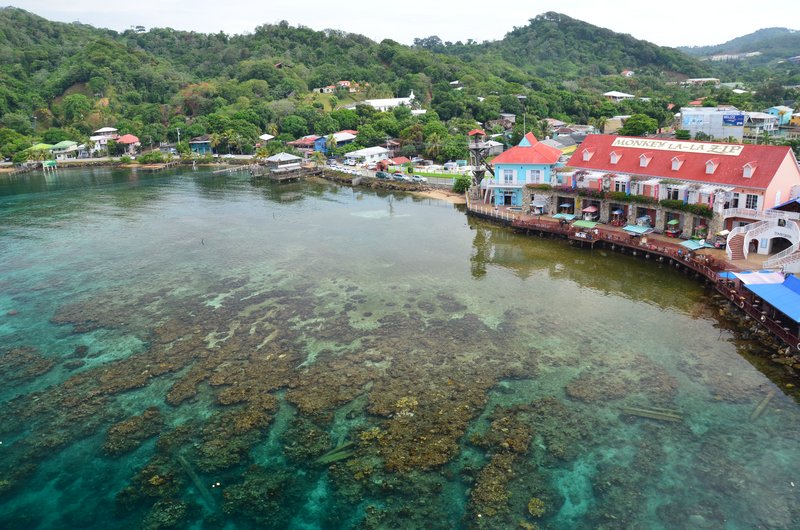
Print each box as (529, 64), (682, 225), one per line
(0, 346), (55, 385)
(103, 407), (165, 456)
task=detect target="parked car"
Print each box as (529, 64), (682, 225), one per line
(393, 172), (411, 182)
(410, 175), (428, 183)
(375, 171), (390, 179)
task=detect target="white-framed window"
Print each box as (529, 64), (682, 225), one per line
(671, 157), (683, 171)
(705, 161), (717, 174)
(582, 149), (593, 161)
(745, 194), (759, 210)
(614, 180), (626, 193)
(743, 164), (754, 178)
(666, 187), (680, 201)
(639, 155), (650, 167)
(528, 169), (542, 183)
(503, 169), (514, 184)
(610, 151), (620, 164)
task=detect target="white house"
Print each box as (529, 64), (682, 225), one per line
(359, 92), (416, 112)
(90, 126), (118, 154)
(344, 146), (389, 165)
(603, 91), (635, 102)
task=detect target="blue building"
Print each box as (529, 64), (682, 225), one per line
(189, 135), (212, 155)
(765, 106), (794, 126)
(483, 133), (562, 206)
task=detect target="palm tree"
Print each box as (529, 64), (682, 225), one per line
(209, 133), (222, 155)
(254, 146), (269, 161)
(326, 134), (337, 155)
(311, 150), (325, 167)
(425, 132), (443, 161)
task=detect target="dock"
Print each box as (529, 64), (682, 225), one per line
(466, 194), (800, 354)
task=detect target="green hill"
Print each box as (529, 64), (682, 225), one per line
(484, 12), (708, 79)
(0, 7), (795, 163)
(680, 27), (800, 60)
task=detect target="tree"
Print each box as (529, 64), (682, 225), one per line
(618, 114), (658, 136)
(311, 150), (325, 167)
(425, 132), (443, 160)
(326, 134), (338, 153)
(280, 115), (308, 138)
(62, 94), (92, 124)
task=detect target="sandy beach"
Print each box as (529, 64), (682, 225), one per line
(413, 188), (466, 204)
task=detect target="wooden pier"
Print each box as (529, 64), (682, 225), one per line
(466, 194), (800, 353)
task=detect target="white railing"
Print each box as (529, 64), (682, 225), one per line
(465, 194), (522, 223)
(727, 220), (770, 260)
(723, 208), (800, 221)
(764, 221), (800, 268)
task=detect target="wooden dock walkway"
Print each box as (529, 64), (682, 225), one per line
(466, 194), (800, 353)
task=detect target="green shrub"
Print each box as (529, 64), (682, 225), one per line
(525, 183), (552, 190)
(453, 174), (471, 193)
(120, 155), (132, 164)
(137, 151), (165, 164)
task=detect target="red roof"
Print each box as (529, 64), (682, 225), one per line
(390, 156), (411, 165)
(117, 134), (140, 144)
(566, 135), (794, 189)
(287, 135), (319, 146)
(491, 133), (561, 165)
(468, 128), (486, 136)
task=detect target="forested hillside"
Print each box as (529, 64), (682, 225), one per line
(1, 7), (797, 163)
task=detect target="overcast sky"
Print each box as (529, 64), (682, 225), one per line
(7, 0), (797, 48)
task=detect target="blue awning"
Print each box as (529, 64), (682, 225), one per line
(553, 213), (576, 220)
(623, 225), (652, 235)
(746, 277), (800, 323)
(559, 203), (572, 208)
(679, 240), (713, 251)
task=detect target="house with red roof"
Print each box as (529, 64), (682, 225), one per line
(566, 135), (800, 265)
(117, 134), (141, 155)
(287, 135), (320, 152)
(483, 133), (562, 207)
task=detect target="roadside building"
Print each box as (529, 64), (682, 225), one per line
(344, 146), (389, 165)
(90, 126), (118, 155)
(680, 106), (746, 141)
(116, 134), (141, 155)
(50, 140), (79, 160)
(481, 133), (561, 207)
(189, 135), (213, 155)
(313, 131), (357, 154)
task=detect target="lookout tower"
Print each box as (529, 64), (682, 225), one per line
(467, 129), (494, 193)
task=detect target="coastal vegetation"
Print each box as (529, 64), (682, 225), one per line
(1, 8), (798, 164)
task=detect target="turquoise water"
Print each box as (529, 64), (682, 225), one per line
(0, 167), (798, 529)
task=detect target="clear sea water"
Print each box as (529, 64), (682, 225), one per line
(0, 167), (798, 529)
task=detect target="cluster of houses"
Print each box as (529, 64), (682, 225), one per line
(679, 105), (800, 142)
(27, 127), (141, 161)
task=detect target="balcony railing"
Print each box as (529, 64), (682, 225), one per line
(723, 208), (800, 221)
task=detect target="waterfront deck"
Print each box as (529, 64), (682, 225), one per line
(466, 195), (800, 353)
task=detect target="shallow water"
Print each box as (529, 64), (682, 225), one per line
(0, 167), (798, 529)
